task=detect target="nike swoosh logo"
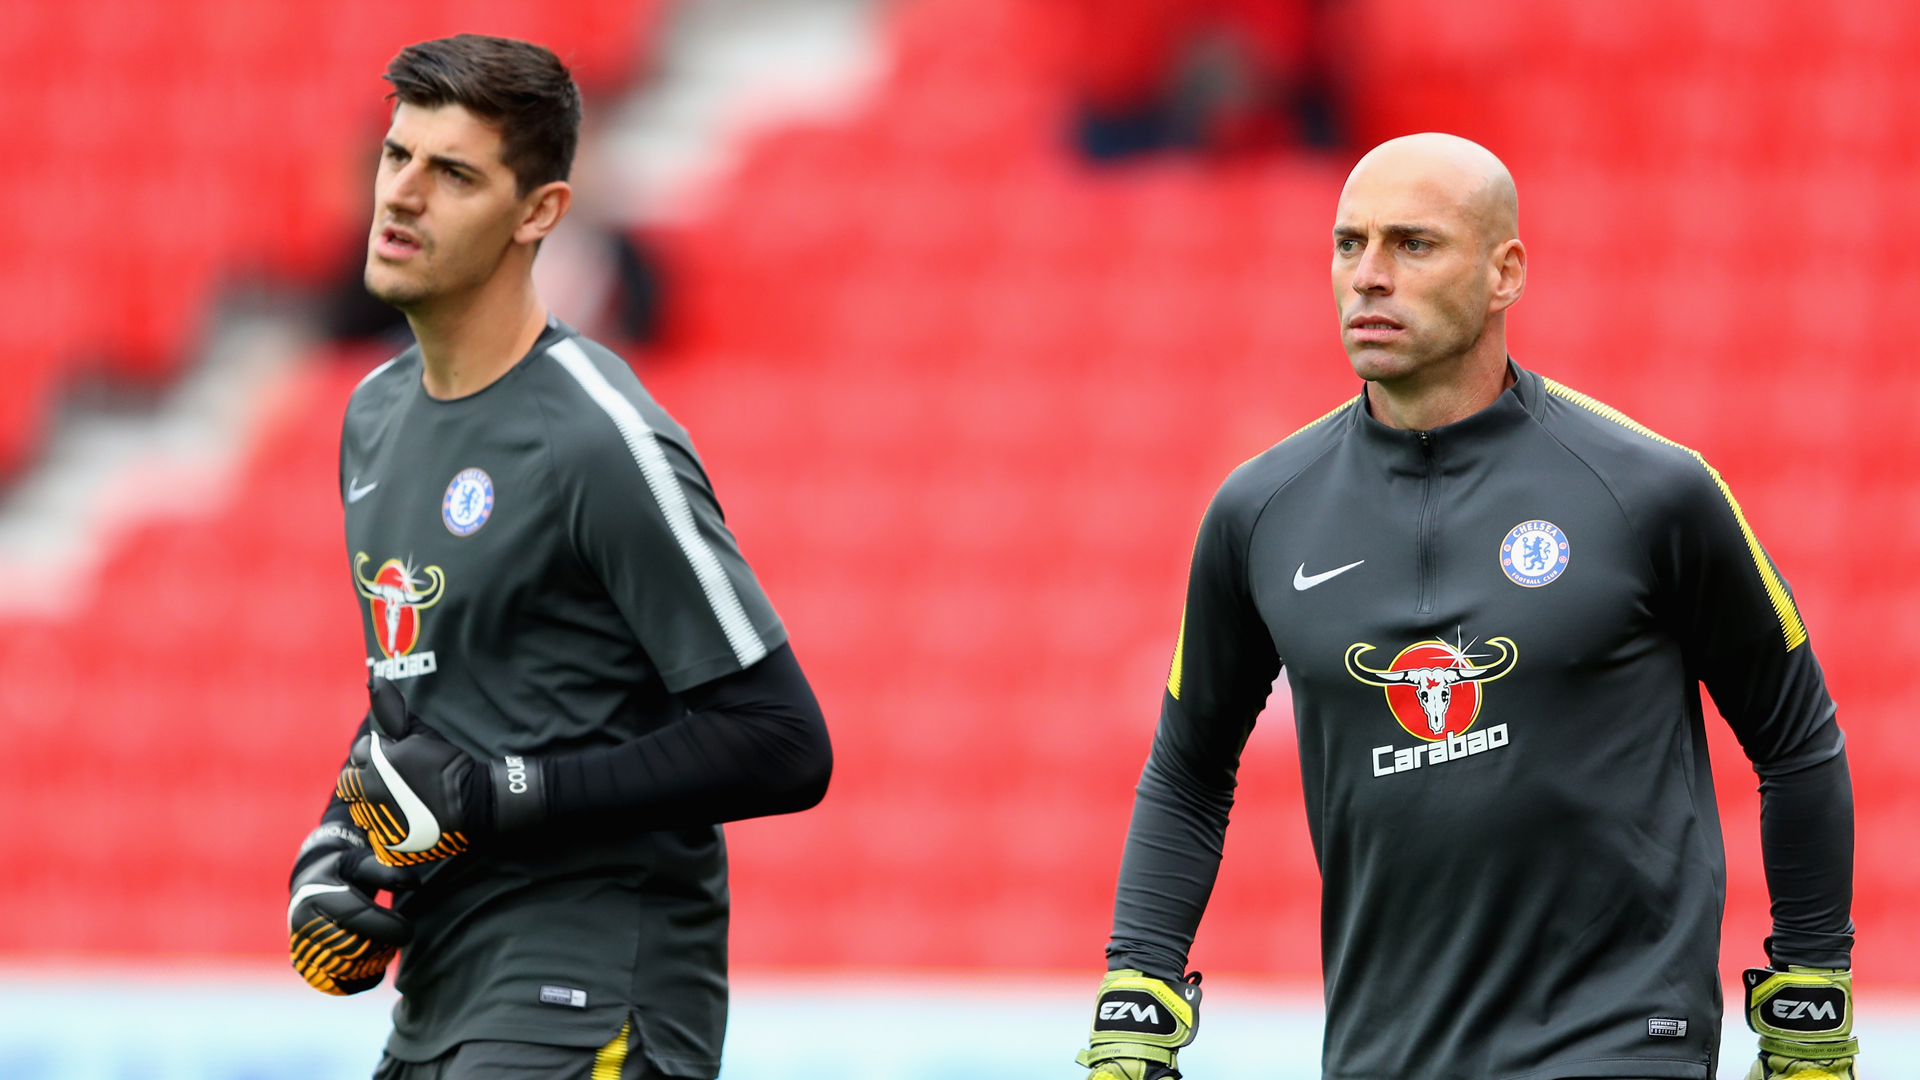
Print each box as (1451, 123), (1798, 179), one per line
(1294, 559), (1365, 591)
(347, 478), (378, 503)
(369, 731), (442, 855)
(288, 882), (349, 927)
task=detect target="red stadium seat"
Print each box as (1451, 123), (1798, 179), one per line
(652, 0), (1920, 981)
(0, 0), (1913, 988)
(0, 0), (665, 475)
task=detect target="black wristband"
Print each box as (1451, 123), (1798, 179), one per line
(490, 754), (547, 833)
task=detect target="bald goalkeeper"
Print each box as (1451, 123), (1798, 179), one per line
(1072, 134), (1859, 1080)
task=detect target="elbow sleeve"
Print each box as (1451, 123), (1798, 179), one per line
(544, 644), (831, 828)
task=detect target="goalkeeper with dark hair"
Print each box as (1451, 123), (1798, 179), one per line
(287, 34), (830, 1080)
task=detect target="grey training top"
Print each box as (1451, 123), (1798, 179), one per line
(339, 320), (785, 1075)
(1108, 364), (1850, 1080)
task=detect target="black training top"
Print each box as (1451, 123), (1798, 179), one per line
(337, 319), (789, 1075)
(1107, 363), (1852, 1080)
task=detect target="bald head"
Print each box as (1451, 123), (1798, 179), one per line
(1344, 133), (1518, 249)
(1331, 133), (1528, 427)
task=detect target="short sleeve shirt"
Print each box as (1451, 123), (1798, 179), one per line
(339, 320), (785, 1076)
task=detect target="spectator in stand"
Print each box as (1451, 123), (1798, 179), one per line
(1064, 0), (1343, 161)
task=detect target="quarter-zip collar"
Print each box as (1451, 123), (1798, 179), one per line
(1350, 359), (1542, 477)
(1344, 359), (1542, 614)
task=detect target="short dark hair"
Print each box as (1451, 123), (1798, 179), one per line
(384, 34), (582, 197)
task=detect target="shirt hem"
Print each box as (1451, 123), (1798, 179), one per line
(385, 1014), (637, 1060)
(1492, 1057), (1710, 1080)
(641, 1050), (721, 1079)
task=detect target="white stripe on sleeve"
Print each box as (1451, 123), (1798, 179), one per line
(547, 338), (769, 669)
(353, 356), (399, 391)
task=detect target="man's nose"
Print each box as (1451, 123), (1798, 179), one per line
(381, 160), (428, 214)
(1350, 241), (1393, 294)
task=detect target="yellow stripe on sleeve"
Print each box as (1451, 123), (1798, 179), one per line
(1167, 607), (1187, 699)
(1293, 396), (1359, 436)
(1232, 396), (1358, 471)
(1170, 395), (1359, 701)
(1543, 379), (1807, 651)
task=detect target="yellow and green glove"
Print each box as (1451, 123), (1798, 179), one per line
(1075, 969), (1201, 1080)
(1743, 966), (1857, 1080)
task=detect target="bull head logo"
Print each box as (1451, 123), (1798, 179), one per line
(1346, 635), (1517, 737)
(353, 553), (445, 658)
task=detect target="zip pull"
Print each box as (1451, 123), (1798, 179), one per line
(1415, 429), (1436, 612)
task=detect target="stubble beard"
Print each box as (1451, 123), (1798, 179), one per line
(1347, 299), (1487, 387)
(364, 215), (445, 311)
(365, 253), (437, 311)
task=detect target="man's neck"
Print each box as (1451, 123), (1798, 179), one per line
(407, 270), (549, 401)
(1365, 333), (1515, 432)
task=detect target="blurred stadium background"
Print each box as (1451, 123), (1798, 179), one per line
(0, 0), (1914, 1076)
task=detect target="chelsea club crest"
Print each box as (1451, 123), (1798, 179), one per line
(443, 468), (495, 536)
(1500, 519), (1569, 587)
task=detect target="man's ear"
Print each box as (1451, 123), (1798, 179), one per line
(514, 181), (573, 246)
(1488, 237), (1527, 313)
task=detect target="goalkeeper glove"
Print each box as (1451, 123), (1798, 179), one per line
(1075, 969), (1202, 1080)
(287, 824), (415, 995)
(1743, 966), (1857, 1080)
(335, 677), (546, 866)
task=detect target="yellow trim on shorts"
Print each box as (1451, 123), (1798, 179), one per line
(592, 1020), (631, 1080)
(1543, 378), (1806, 651)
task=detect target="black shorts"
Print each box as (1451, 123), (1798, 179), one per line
(373, 1021), (670, 1080)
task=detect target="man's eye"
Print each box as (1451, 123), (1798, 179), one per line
(1405, 239), (1429, 252)
(1337, 239), (1360, 254)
